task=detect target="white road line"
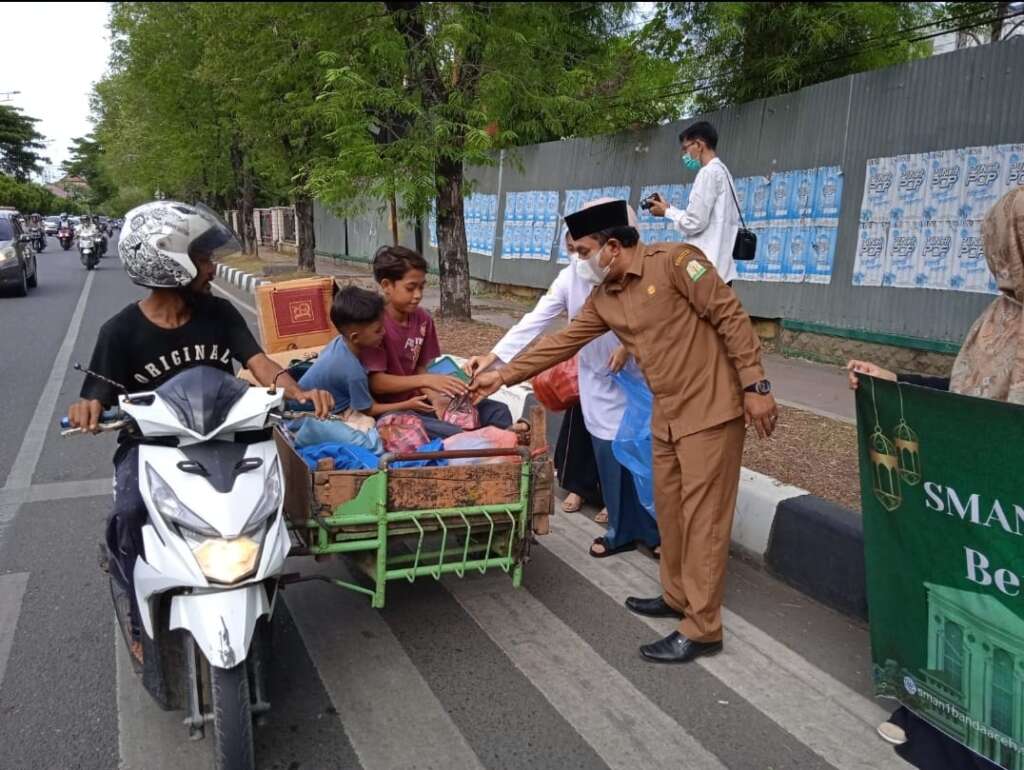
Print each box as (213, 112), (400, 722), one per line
(447, 575), (728, 770)
(211, 282), (256, 315)
(0, 478), (111, 507)
(2, 270), (95, 490)
(0, 270), (96, 542)
(115, 620), (215, 770)
(284, 558), (485, 770)
(545, 514), (898, 770)
(0, 572), (29, 692)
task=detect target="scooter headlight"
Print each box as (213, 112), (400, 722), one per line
(241, 463), (282, 536)
(146, 464), (219, 537)
(191, 537), (261, 585)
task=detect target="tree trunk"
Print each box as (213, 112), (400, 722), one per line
(389, 191), (400, 246)
(434, 159), (471, 320)
(992, 1), (1010, 42)
(295, 195), (316, 272)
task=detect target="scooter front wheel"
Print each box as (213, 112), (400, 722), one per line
(210, 663), (255, 770)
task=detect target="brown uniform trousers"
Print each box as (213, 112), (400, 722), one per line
(654, 417), (745, 642)
(499, 241), (766, 645)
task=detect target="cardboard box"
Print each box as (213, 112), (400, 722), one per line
(256, 277), (338, 353)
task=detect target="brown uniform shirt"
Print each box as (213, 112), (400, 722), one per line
(499, 242), (766, 441)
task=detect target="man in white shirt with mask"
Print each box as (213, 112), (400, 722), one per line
(646, 121), (739, 285)
(465, 198), (660, 560)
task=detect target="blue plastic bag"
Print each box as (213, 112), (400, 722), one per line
(391, 438), (449, 468)
(298, 442), (380, 471)
(611, 370), (656, 519)
(292, 417), (383, 454)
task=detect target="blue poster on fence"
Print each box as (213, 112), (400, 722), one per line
(790, 169), (816, 219)
(782, 225), (809, 283)
(813, 166), (843, 219)
(806, 225), (838, 285)
(747, 176), (771, 222)
(768, 171), (793, 220)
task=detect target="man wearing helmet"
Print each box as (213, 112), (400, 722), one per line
(64, 202), (332, 659)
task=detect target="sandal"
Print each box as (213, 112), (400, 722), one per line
(594, 508), (608, 524)
(589, 537), (636, 559)
(562, 493), (583, 513)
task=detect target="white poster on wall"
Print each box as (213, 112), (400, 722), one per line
(1002, 144), (1024, 196)
(917, 220), (956, 289)
(961, 146), (1004, 221)
(806, 225), (838, 285)
(852, 221), (888, 287)
(924, 148), (965, 221)
(891, 153), (929, 224)
(862, 157), (896, 223)
(949, 221), (993, 294)
(882, 220), (922, 288)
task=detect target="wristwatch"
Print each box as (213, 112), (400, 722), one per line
(744, 379), (772, 395)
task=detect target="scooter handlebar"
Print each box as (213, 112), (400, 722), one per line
(59, 409), (125, 436)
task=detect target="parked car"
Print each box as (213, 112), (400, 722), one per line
(0, 211), (38, 296)
(44, 217), (60, 235)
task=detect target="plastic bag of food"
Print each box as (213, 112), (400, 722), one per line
(439, 394), (480, 431)
(611, 369), (656, 519)
(532, 356), (580, 412)
(376, 413), (430, 454)
(442, 426), (520, 465)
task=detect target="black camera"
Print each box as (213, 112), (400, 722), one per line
(640, 193), (661, 211)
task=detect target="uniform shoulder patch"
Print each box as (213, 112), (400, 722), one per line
(685, 260), (707, 282)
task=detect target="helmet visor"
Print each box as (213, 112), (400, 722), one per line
(190, 203), (241, 261)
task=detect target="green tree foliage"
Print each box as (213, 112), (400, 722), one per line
(0, 105), (49, 182)
(0, 175), (80, 215)
(934, 2), (1024, 46)
(310, 1), (680, 318)
(644, 2), (936, 113)
(62, 134), (119, 210)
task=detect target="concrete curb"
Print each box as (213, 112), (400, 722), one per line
(215, 263), (269, 295)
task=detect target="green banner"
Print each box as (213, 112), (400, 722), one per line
(857, 377), (1024, 770)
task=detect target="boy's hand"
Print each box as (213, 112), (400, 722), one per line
(420, 374), (468, 398)
(403, 394), (436, 413)
(294, 388), (335, 419)
(67, 398), (104, 432)
(464, 352), (498, 377)
(647, 193), (669, 217)
(470, 371), (503, 402)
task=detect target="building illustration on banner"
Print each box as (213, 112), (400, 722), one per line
(853, 141), (1024, 294)
(876, 584), (1024, 770)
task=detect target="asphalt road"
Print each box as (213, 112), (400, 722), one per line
(0, 239), (906, 769)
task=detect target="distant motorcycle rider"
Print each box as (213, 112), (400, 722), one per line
(65, 201), (334, 661)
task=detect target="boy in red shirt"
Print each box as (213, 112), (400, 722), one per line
(360, 245), (513, 437)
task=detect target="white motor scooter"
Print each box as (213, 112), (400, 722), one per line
(63, 364), (312, 770)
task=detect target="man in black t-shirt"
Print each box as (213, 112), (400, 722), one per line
(65, 202), (332, 663)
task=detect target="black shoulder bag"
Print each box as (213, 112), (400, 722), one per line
(728, 175), (756, 261)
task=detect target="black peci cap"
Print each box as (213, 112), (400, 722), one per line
(564, 199), (629, 240)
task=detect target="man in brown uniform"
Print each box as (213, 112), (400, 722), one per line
(472, 200), (778, 663)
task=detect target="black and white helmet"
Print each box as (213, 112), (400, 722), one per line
(118, 201), (239, 289)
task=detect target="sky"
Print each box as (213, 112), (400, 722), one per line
(3, 2), (111, 182)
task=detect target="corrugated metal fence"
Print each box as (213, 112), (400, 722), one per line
(315, 39), (1024, 346)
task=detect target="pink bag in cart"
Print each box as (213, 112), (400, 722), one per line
(442, 427), (520, 466)
(376, 413), (430, 454)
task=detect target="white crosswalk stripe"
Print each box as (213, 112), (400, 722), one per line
(284, 559), (486, 770)
(545, 513), (899, 769)
(0, 572), (29, 693)
(447, 574), (728, 770)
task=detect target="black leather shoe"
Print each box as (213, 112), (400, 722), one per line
(640, 631), (723, 664)
(625, 595), (683, 619)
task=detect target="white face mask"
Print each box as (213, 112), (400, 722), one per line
(575, 246), (610, 286)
